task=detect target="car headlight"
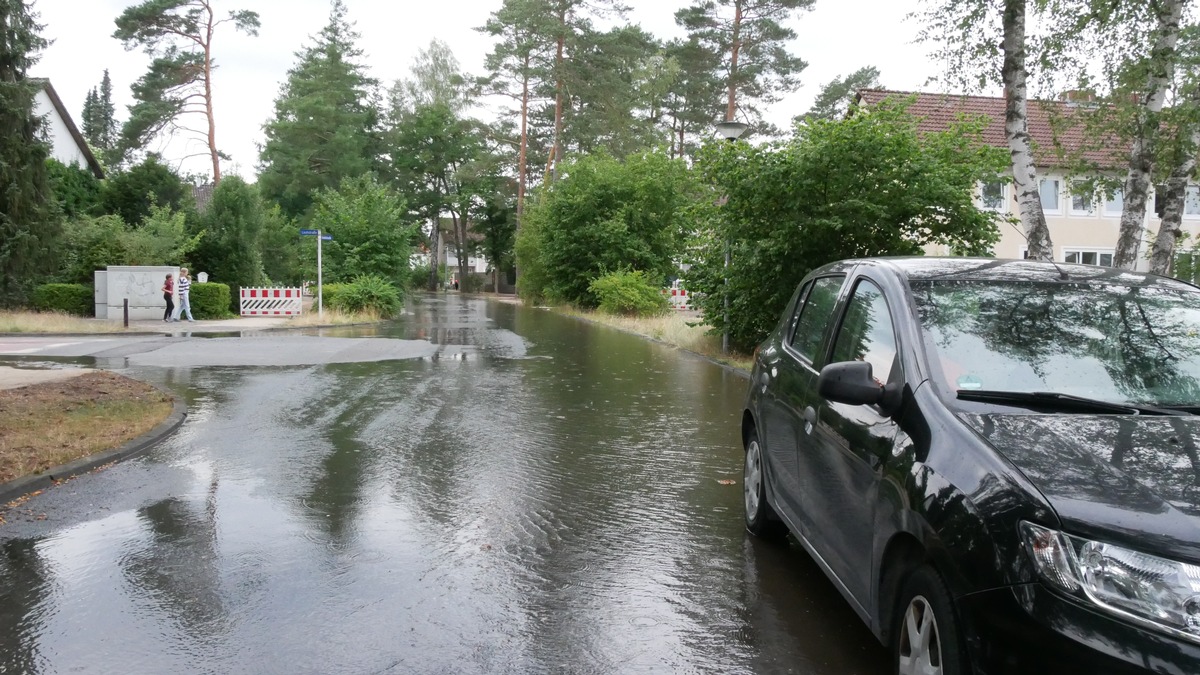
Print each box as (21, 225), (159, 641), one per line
(1021, 521), (1200, 643)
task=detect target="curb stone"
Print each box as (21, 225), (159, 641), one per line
(0, 380), (188, 506)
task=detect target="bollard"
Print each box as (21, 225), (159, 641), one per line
(123, 298), (129, 328)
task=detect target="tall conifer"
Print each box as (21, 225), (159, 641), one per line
(0, 0), (59, 304)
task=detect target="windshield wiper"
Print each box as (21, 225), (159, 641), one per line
(956, 390), (1191, 416)
(1158, 404), (1200, 414)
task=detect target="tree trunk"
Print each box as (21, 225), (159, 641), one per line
(1148, 141), (1198, 275)
(550, 10), (566, 181)
(1001, 0), (1052, 260)
(427, 217), (440, 291)
(202, 3), (220, 183)
(726, 0), (743, 122)
(1114, 0), (1185, 270)
(517, 52), (530, 225)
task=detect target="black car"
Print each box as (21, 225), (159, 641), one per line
(741, 257), (1200, 674)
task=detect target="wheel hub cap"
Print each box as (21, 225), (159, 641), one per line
(898, 595), (942, 675)
(744, 440), (762, 517)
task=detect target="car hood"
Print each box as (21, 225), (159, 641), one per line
(958, 412), (1200, 562)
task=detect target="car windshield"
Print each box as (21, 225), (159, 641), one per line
(911, 279), (1200, 407)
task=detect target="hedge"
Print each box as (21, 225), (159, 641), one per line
(320, 283), (345, 310)
(32, 283), (92, 316)
(189, 282), (233, 319)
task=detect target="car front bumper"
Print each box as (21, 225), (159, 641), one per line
(957, 582), (1200, 674)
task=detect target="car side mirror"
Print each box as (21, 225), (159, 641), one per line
(818, 361), (884, 407)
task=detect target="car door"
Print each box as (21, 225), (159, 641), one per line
(761, 275), (845, 526)
(797, 276), (901, 607)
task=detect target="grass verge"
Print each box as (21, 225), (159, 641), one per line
(0, 310), (128, 334)
(287, 307), (383, 326)
(0, 371), (173, 484)
(555, 306), (754, 372)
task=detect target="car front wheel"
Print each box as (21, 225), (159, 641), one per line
(743, 427), (787, 539)
(892, 565), (965, 675)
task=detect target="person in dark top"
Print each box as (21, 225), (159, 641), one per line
(162, 273), (175, 322)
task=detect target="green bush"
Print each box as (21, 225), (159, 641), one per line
(319, 283), (345, 310)
(331, 276), (402, 318)
(407, 264), (431, 290)
(190, 282), (233, 319)
(32, 283), (93, 316)
(460, 274), (486, 293)
(589, 270), (670, 317)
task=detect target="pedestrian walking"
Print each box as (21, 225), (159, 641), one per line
(162, 273), (175, 322)
(173, 267), (195, 322)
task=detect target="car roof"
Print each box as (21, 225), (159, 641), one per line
(823, 256), (1200, 291)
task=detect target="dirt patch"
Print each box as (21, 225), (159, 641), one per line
(0, 371), (173, 484)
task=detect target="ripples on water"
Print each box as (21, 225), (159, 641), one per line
(0, 296), (887, 674)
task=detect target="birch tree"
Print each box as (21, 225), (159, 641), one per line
(916, 0), (1054, 260)
(1112, 0), (1188, 269)
(114, 0), (260, 183)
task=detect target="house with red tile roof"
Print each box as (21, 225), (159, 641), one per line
(855, 89), (1190, 270)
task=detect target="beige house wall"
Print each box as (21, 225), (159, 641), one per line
(927, 170), (1200, 271)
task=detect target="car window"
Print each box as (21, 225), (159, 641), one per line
(789, 276), (844, 362)
(830, 279), (899, 386)
(912, 279), (1200, 406)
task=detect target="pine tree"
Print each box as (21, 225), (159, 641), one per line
(81, 87), (99, 146)
(0, 0), (60, 304)
(257, 0), (379, 219)
(676, 0), (813, 127)
(114, 1), (260, 183)
(97, 69), (117, 155)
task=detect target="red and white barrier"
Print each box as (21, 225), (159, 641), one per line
(240, 287), (303, 316)
(661, 286), (691, 310)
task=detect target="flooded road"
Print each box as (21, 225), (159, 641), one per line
(0, 294), (888, 674)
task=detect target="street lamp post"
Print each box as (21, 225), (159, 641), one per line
(714, 120), (749, 355)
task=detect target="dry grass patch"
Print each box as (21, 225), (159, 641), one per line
(0, 310), (128, 334)
(557, 307), (753, 371)
(0, 371), (173, 484)
(285, 307), (383, 327)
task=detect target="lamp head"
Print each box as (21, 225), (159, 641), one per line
(715, 120), (749, 141)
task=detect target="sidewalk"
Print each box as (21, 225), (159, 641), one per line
(125, 316), (294, 333)
(0, 366), (92, 391)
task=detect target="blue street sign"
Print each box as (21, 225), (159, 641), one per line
(321, 234), (333, 241)
(300, 229), (319, 236)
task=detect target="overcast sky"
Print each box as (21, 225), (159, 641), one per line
(33, 0), (942, 180)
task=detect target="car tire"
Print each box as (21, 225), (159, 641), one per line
(891, 565), (966, 675)
(743, 427), (787, 539)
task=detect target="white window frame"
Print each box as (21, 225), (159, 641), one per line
(1062, 247), (1116, 267)
(1039, 176), (1063, 215)
(1069, 182), (1094, 216)
(1103, 188), (1124, 217)
(979, 180), (1008, 213)
(1185, 185), (1200, 219)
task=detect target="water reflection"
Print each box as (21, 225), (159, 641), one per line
(0, 294), (887, 673)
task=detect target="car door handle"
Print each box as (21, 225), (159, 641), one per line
(802, 406), (816, 434)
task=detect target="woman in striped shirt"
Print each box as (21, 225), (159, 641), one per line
(173, 268), (195, 322)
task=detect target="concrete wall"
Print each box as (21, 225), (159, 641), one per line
(97, 266), (180, 320)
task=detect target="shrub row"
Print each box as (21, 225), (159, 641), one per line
(32, 283), (92, 316)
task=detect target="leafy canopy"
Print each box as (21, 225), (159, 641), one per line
(688, 101), (1010, 351)
(516, 151), (695, 306)
(309, 174), (417, 288)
